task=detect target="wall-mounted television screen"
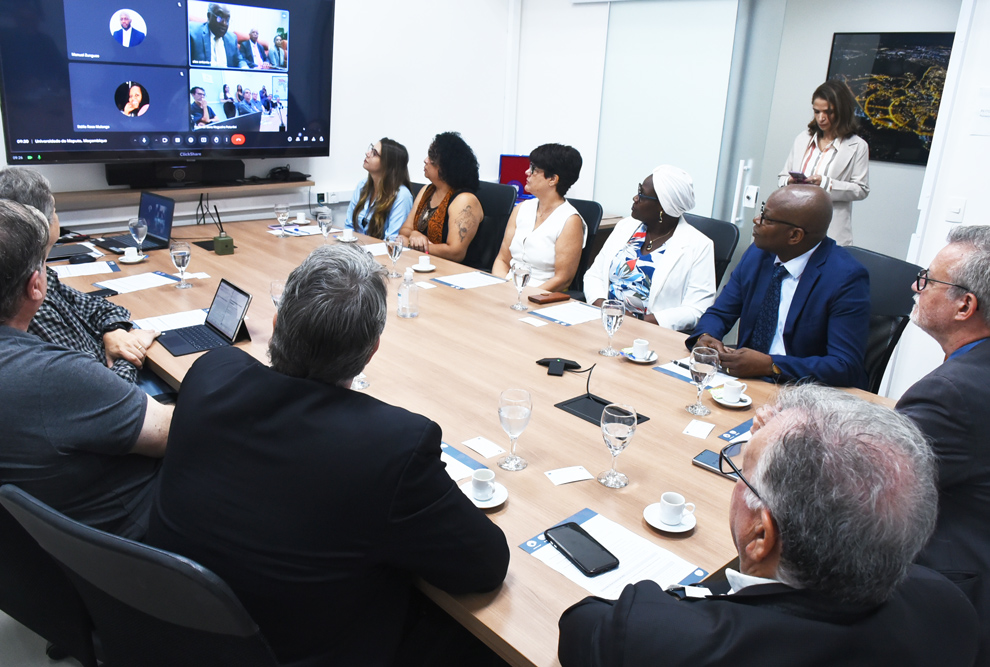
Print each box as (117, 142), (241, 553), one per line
(0, 0), (333, 167)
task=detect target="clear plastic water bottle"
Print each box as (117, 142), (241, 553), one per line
(397, 267), (419, 318)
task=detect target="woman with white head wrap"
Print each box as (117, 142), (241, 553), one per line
(583, 166), (716, 331)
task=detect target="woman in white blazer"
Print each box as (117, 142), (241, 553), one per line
(779, 80), (869, 246)
(583, 166), (715, 332)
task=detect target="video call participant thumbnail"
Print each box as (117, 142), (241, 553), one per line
(190, 86), (216, 127)
(112, 10), (145, 47)
(189, 3), (239, 68)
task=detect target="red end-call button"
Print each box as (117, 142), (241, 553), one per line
(231, 134), (246, 145)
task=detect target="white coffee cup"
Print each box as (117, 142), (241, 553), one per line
(342, 227), (355, 241)
(296, 211), (305, 224)
(123, 246), (139, 260)
(471, 469), (495, 502)
(659, 491), (695, 526)
(419, 255), (431, 268)
(722, 380), (748, 403)
(632, 338), (649, 360)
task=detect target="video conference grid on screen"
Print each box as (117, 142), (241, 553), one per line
(0, 0), (331, 163)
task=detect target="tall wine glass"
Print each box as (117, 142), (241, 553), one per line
(274, 204), (290, 238)
(270, 280), (285, 308)
(127, 217), (147, 255)
(510, 262), (531, 311)
(497, 388), (532, 471)
(686, 346), (719, 416)
(317, 211), (332, 243)
(385, 234), (404, 278)
(598, 403), (637, 488)
(170, 241), (192, 289)
(599, 299), (624, 357)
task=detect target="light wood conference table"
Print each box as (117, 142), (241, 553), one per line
(59, 219), (878, 667)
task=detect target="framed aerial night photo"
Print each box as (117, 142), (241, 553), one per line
(827, 32), (954, 166)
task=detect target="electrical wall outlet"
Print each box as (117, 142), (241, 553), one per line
(316, 192), (326, 205)
(743, 185), (759, 209)
(328, 192), (339, 205)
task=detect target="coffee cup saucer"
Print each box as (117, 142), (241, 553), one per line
(621, 347), (658, 364)
(412, 264), (436, 273)
(119, 255), (146, 264)
(459, 480), (508, 509)
(710, 388), (753, 409)
(643, 503), (697, 533)
(336, 234), (359, 243)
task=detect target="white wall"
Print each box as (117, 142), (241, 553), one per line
(594, 0), (739, 218)
(513, 0), (608, 200)
(756, 0), (961, 258)
(0, 0), (513, 227)
(886, 0), (990, 398)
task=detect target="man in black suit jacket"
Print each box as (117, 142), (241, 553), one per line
(147, 244), (509, 666)
(558, 385), (978, 666)
(896, 225), (990, 662)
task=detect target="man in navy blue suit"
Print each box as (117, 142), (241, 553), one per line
(686, 185), (869, 388)
(237, 28), (270, 69)
(112, 11), (144, 47)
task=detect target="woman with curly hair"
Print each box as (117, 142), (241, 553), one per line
(399, 131), (484, 262)
(345, 139), (413, 239)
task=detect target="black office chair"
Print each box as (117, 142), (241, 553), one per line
(845, 246), (921, 394)
(0, 485), (280, 667)
(223, 101), (237, 119)
(0, 496), (98, 666)
(683, 213), (740, 288)
(463, 181), (517, 272)
(409, 181), (424, 198)
(566, 197), (604, 293)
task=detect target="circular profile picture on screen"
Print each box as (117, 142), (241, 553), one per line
(109, 9), (147, 47)
(116, 81), (150, 117)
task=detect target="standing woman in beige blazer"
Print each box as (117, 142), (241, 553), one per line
(779, 80), (869, 246)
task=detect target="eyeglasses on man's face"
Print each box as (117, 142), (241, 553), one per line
(915, 268), (971, 294)
(719, 443), (763, 502)
(755, 202), (803, 230)
(635, 183), (659, 202)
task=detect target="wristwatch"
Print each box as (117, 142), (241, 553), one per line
(770, 361), (783, 380)
(103, 322), (132, 334)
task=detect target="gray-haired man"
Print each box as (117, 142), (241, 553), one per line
(0, 167), (158, 382)
(897, 225), (990, 662)
(147, 243), (509, 665)
(559, 385), (978, 666)
(0, 200), (171, 539)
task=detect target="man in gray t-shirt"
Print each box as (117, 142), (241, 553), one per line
(0, 200), (172, 539)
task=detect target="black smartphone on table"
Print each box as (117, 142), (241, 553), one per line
(692, 448), (740, 481)
(544, 522), (619, 577)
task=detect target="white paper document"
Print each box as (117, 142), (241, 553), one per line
(544, 466), (594, 486)
(362, 242), (408, 257)
(133, 309), (208, 332)
(530, 301), (601, 326)
(432, 271), (506, 290)
(659, 358), (736, 386)
(415, 281), (437, 290)
(440, 443), (486, 482)
(53, 261), (119, 278)
(267, 226), (323, 237)
(520, 509), (707, 600)
(683, 420), (715, 439)
(93, 271), (178, 294)
(520, 316), (548, 327)
(461, 436), (505, 459)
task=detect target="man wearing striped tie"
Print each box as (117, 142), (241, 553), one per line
(686, 185), (869, 388)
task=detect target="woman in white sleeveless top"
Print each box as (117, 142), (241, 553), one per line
(492, 144), (586, 291)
